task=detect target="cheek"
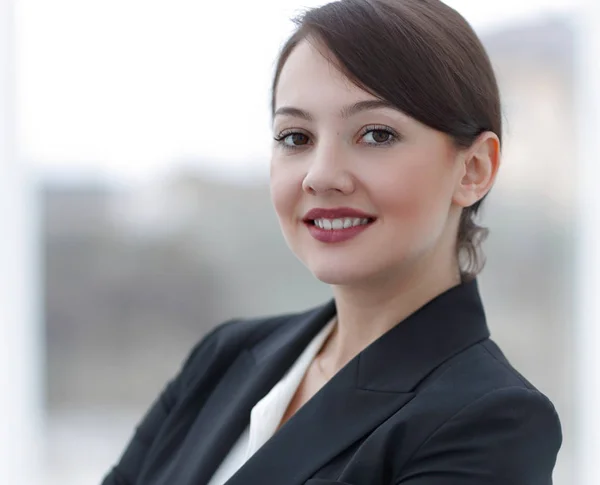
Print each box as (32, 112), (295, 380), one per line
(269, 162), (302, 225)
(374, 155), (456, 232)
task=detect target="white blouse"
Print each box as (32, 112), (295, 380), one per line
(206, 317), (336, 485)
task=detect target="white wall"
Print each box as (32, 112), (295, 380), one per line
(0, 0), (44, 482)
(574, 1), (600, 484)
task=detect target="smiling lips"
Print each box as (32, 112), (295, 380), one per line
(302, 207), (377, 243)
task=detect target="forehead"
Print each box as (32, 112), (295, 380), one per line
(275, 40), (375, 111)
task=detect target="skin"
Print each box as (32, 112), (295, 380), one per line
(270, 38), (500, 398)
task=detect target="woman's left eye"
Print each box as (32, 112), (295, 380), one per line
(360, 127), (398, 146)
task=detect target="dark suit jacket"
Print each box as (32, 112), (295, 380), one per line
(102, 279), (562, 485)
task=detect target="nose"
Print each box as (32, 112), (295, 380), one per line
(302, 141), (355, 196)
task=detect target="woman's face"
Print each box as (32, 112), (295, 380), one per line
(270, 40), (467, 286)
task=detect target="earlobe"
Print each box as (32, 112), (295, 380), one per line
(453, 179), (479, 209)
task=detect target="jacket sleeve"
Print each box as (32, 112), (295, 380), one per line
(394, 387), (562, 485)
(100, 321), (235, 485)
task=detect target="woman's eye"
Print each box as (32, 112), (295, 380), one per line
(361, 129), (396, 145)
(287, 133), (310, 146)
(276, 132), (311, 148)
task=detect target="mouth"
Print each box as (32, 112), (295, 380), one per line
(304, 217), (376, 230)
(301, 208), (377, 243)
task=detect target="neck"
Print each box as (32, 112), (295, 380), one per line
(321, 253), (462, 374)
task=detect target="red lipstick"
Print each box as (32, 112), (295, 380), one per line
(302, 207), (377, 243)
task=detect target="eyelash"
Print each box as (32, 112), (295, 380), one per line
(273, 125), (400, 151)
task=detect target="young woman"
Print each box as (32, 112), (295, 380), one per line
(102, 1), (562, 484)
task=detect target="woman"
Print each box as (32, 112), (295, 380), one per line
(102, 1), (562, 484)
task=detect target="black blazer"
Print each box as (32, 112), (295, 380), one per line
(102, 279), (562, 485)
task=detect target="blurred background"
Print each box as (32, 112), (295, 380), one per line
(1, 0), (598, 483)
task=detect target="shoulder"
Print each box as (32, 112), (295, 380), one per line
(200, 302), (328, 350)
(407, 337), (562, 432)
(415, 337), (554, 411)
(393, 384), (562, 484)
(389, 340), (562, 483)
(394, 386), (562, 485)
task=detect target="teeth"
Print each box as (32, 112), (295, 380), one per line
(313, 217), (371, 230)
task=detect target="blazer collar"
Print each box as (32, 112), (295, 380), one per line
(251, 300), (337, 366)
(357, 277), (490, 392)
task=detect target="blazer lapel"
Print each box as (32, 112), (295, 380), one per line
(224, 279), (490, 485)
(224, 357), (415, 485)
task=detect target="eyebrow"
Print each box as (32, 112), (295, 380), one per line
(273, 99), (397, 121)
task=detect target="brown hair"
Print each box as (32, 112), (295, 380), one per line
(270, 0), (502, 281)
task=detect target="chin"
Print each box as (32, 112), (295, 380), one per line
(311, 269), (369, 286)
(298, 244), (417, 287)
(304, 258), (383, 286)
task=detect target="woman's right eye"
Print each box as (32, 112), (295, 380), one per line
(274, 132), (312, 149)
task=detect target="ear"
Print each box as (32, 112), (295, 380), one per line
(452, 131), (501, 208)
